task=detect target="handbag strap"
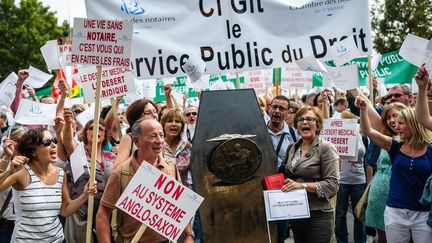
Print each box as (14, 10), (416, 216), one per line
(0, 190), (12, 218)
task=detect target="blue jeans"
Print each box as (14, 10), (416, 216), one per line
(335, 183), (366, 243)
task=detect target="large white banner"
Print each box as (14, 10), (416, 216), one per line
(86, 0), (372, 79)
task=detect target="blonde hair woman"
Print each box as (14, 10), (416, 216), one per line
(357, 96), (432, 243)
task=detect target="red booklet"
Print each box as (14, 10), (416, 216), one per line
(262, 173), (285, 190)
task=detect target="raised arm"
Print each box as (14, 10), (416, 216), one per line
(60, 175), (96, 217)
(56, 79), (69, 117)
(415, 64), (432, 130)
(11, 69), (28, 114)
(62, 108), (77, 156)
(357, 96), (392, 151)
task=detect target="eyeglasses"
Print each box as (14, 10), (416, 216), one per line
(39, 137), (58, 146)
(185, 112), (197, 117)
(297, 117), (316, 123)
(387, 93), (404, 99)
(88, 125), (106, 131)
(270, 104), (288, 112)
(143, 109), (158, 116)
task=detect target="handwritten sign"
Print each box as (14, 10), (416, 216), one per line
(74, 66), (135, 103)
(115, 161), (203, 242)
(320, 119), (358, 159)
(71, 18), (133, 67)
(15, 99), (56, 126)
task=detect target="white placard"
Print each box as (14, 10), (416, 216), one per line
(59, 44), (73, 68)
(76, 107), (94, 127)
(115, 161), (204, 242)
(136, 79), (157, 100)
(24, 66), (54, 88)
(263, 189), (310, 221)
(74, 66), (136, 103)
(242, 69), (274, 96)
(86, 0), (372, 79)
(0, 73), (18, 107)
(377, 78), (388, 96)
(70, 142), (88, 183)
(40, 40), (61, 70)
(182, 56), (206, 82)
(320, 119), (358, 159)
(323, 65), (359, 91)
(15, 99), (56, 126)
(296, 55), (328, 73)
(71, 18), (133, 67)
(281, 65), (313, 90)
(329, 36), (362, 66)
(399, 34), (432, 70)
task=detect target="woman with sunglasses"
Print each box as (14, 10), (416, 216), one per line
(281, 107), (339, 243)
(357, 95), (432, 243)
(62, 110), (116, 243)
(0, 128), (96, 243)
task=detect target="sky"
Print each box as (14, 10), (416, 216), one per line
(39, 0), (87, 26)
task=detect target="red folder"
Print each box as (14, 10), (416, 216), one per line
(263, 173), (285, 190)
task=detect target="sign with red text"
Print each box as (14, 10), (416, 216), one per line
(320, 119), (358, 159)
(115, 161), (204, 242)
(281, 65), (313, 90)
(74, 66), (136, 103)
(242, 69), (274, 96)
(71, 18), (133, 67)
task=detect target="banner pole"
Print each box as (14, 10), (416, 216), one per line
(131, 225), (147, 243)
(235, 72), (241, 89)
(275, 68), (280, 96)
(85, 65), (103, 243)
(367, 55), (374, 103)
(110, 97), (122, 139)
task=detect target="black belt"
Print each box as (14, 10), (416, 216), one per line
(0, 218), (14, 226)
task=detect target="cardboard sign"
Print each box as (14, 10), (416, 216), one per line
(281, 65), (313, 90)
(74, 66), (136, 103)
(320, 119), (358, 159)
(15, 99), (56, 126)
(323, 65), (359, 90)
(115, 161), (204, 242)
(0, 73), (18, 107)
(24, 66), (53, 89)
(71, 18), (133, 67)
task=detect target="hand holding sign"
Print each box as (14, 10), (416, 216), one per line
(414, 64), (430, 91)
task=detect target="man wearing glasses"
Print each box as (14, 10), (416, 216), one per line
(386, 84), (412, 106)
(183, 106), (198, 142)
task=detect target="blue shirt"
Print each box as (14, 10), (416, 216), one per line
(267, 122), (295, 168)
(387, 139), (432, 211)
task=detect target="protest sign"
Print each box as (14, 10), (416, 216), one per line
(86, 0), (372, 78)
(40, 40), (61, 70)
(71, 18), (133, 67)
(320, 119), (358, 159)
(74, 66), (136, 103)
(281, 65), (313, 90)
(264, 190), (310, 221)
(70, 142), (89, 183)
(323, 65), (359, 90)
(136, 79), (157, 100)
(296, 55), (328, 73)
(115, 161), (204, 242)
(329, 36), (362, 66)
(24, 66), (53, 89)
(0, 73), (18, 107)
(242, 69), (274, 96)
(15, 99), (56, 126)
(59, 44), (73, 67)
(76, 107), (94, 127)
(399, 34), (432, 70)
(182, 56), (206, 82)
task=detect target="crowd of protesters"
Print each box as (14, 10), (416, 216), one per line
(0, 63), (431, 243)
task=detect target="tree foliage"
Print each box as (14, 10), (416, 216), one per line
(0, 0), (65, 79)
(371, 0), (432, 53)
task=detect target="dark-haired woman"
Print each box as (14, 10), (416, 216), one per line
(62, 110), (116, 243)
(0, 128), (96, 243)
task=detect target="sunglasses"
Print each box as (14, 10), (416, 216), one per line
(387, 93), (404, 99)
(40, 137), (58, 146)
(185, 112), (197, 117)
(88, 125), (106, 131)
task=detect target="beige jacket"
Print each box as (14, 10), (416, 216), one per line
(283, 136), (340, 211)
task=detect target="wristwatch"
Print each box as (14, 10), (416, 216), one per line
(302, 183), (307, 189)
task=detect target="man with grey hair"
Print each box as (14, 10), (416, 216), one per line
(387, 84), (412, 106)
(96, 119), (194, 243)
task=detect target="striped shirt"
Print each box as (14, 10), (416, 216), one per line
(11, 164), (64, 243)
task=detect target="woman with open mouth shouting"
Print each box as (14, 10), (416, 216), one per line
(281, 106), (340, 243)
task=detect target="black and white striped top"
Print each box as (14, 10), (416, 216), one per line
(11, 164), (64, 243)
